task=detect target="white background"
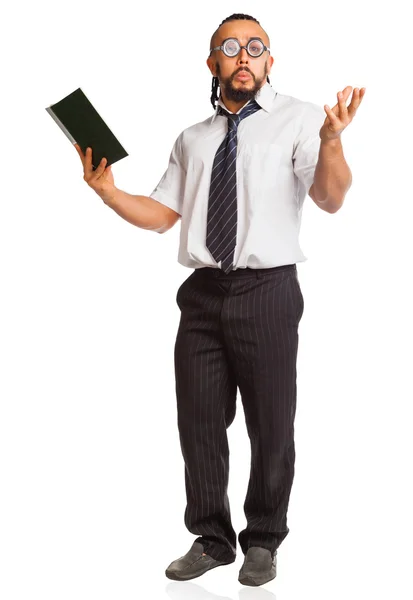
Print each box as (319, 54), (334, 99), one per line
(1, 1), (412, 599)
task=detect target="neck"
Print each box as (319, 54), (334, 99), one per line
(219, 92), (251, 114)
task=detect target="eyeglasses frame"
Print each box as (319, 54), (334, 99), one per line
(209, 37), (271, 58)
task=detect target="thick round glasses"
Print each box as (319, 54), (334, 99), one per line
(210, 38), (270, 58)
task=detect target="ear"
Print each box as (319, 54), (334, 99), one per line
(206, 56), (217, 77)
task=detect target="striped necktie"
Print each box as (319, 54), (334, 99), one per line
(206, 99), (262, 273)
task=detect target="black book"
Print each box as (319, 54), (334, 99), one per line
(46, 88), (128, 170)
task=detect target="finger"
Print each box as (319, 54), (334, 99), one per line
(327, 100), (340, 116)
(347, 88), (359, 117)
(324, 104), (341, 128)
(324, 95), (340, 115)
(356, 87), (366, 100)
(337, 91), (348, 118)
(75, 143), (85, 156)
(324, 104), (337, 118)
(74, 143), (85, 163)
(85, 147), (95, 176)
(347, 87), (365, 117)
(91, 157), (107, 179)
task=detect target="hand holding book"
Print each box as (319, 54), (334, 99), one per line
(74, 144), (116, 204)
(48, 88), (172, 232)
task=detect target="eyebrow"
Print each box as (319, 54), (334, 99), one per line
(222, 36), (264, 43)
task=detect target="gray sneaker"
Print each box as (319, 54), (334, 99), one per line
(238, 546), (277, 586)
(165, 541), (235, 581)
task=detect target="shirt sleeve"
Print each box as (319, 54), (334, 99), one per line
(292, 103), (326, 196)
(149, 132), (185, 217)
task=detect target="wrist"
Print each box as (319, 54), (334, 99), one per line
(101, 186), (118, 206)
(319, 135), (342, 148)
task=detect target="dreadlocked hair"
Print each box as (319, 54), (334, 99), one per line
(210, 13), (271, 110)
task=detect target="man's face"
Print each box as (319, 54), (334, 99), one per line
(207, 20), (274, 104)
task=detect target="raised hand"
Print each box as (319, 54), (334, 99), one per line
(319, 86), (366, 142)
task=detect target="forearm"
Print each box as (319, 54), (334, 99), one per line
(103, 188), (169, 233)
(312, 137), (352, 212)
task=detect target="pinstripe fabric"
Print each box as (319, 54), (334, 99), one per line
(174, 263), (304, 562)
(206, 101), (262, 274)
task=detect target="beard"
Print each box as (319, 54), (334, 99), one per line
(216, 62), (268, 103)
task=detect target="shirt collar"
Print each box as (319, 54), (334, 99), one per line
(211, 81), (276, 124)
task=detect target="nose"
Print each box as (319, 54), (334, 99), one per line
(237, 46), (249, 64)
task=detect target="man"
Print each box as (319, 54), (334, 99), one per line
(75, 12), (365, 588)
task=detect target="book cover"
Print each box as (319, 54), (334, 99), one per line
(46, 88), (128, 170)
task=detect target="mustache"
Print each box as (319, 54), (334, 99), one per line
(232, 67), (254, 78)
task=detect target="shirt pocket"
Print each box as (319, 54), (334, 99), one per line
(242, 142), (283, 193)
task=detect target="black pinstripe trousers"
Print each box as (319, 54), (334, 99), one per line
(174, 263), (304, 562)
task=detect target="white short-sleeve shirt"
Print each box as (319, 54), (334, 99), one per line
(150, 82), (326, 270)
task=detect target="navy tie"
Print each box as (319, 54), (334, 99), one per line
(206, 99), (262, 273)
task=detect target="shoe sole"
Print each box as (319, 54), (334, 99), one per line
(166, 559), (235, 581)
(238, 570), (276, 586)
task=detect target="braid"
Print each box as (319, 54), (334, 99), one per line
(210, 13), (271, 110)
(210, 76), (220, 110)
